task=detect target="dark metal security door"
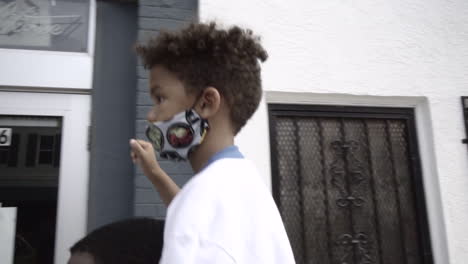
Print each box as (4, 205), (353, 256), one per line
(269, 105), (433, 264)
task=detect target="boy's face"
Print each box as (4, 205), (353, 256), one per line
(147, 65), (196, 123)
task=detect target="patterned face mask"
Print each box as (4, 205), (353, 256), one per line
(146, 109), (209, 161)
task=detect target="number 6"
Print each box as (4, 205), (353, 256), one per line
(0, 130), (7, 144)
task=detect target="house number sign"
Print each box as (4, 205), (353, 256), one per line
(0, 128), (12, 146)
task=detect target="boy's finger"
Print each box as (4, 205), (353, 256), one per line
(130, 151), (137, 161)
(130, 139), (145, 154)
(136, 139), (152, 150)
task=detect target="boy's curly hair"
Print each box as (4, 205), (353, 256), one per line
(136, 22), (268, 134)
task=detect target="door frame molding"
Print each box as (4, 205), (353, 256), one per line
(0, 91), (90, 264)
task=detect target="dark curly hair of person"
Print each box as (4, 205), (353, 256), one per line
(69, 218), (165, 264)
(136, 22), (268, 134)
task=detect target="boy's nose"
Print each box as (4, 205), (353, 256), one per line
(147, 110), (158, 123)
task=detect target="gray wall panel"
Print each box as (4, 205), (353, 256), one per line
(139, 0), (197, 10)
(134, 0), (197, 219)
(139, 6), (196, 20)
(88, 1), (138, 232)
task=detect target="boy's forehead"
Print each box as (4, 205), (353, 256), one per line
(149, 69), (162, 90)
(148, 66), (173, 91)
(149, 65), (173, 82)
(149, 75), (166, 97)
(148, 65), (190, 97)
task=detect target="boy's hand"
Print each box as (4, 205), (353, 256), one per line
(130, 138), (180, 206)
(130, 139), (163, 180)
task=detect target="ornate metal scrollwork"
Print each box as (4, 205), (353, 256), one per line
(330, 140), (366, 208)
(336, 196), (365, 207)
(336, 233), (372, 264)
(331, 140), (373, 263)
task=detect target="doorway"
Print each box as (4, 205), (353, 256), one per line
(0, 115), (62, 264)
(269, 104), (433, 264)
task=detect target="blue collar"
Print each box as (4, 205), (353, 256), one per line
(204, 145), (244, 169)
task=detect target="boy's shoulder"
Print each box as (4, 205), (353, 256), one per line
(166, 158), (258, 216)
(164, 159), (251, 234)
(177, 158), (255, 199)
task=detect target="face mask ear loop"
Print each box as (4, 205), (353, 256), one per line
(190, 89), (210, 136)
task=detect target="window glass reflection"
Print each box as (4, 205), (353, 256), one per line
(0, 0), (89, 52)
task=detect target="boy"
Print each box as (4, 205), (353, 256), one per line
(68, 218), (165, 264)
(129, 22), (295, 263)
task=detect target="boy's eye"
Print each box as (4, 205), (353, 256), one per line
(155, 96), (165, 104)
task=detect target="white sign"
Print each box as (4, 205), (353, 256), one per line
(0, 128), (12, 146)
(0, 207), (17, 264)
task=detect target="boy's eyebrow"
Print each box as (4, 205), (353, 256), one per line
(150, 84), (162, 96)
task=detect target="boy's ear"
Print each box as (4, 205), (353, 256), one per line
(196, 87), (221, 119)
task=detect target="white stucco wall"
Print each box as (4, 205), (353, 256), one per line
(200, 0), (468, 263)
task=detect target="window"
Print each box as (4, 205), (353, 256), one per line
(38, 135), (54, 164)
(26, 134), (61, 167)
(0, 0), (90, 52)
